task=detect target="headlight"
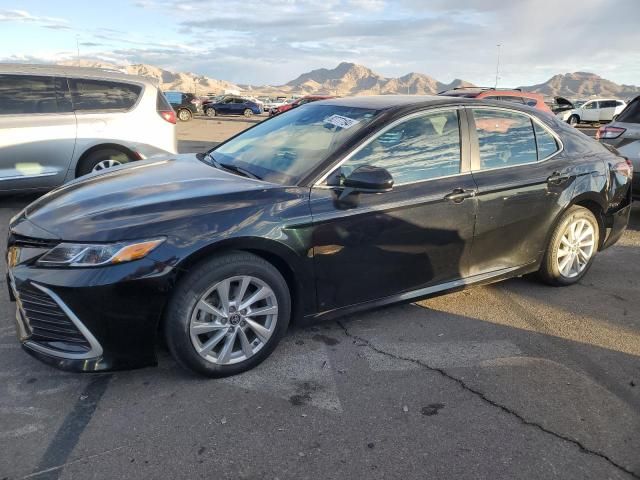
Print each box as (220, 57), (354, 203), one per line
(37, 238), (165, 267)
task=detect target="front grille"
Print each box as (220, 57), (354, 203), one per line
(16, 283), (92, 354)
(10, 233), (59, 249)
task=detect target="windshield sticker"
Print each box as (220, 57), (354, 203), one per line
(324, 114), (360, 129)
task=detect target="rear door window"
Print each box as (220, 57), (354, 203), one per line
(472, 109), (537, 169)
(69, 79), (142, 111)
(0, 74), (70, 115)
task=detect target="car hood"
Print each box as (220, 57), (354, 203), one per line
(13, 154), (277, 242)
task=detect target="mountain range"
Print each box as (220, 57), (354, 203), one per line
(59, 60), (639, 100)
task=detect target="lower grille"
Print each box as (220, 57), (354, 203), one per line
(15, 282), (97, 356)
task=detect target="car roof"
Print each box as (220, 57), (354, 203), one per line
(0, 63), (157, 85)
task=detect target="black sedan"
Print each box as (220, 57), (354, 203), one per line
(6, 96), (633, 377)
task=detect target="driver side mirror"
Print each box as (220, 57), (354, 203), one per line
(339, 165), (393, 199)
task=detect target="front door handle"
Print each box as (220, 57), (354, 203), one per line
(547, 171), (570, 184)
(444, 188), (476, 203)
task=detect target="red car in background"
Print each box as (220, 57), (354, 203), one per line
(438, 87), (553, 114)
(269, 95), (335, 116)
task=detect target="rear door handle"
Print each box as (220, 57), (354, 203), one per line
(547, 171), (570, 184)
(444, 188), (476, 203)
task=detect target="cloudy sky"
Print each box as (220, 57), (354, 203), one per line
(1, 0), (639, 86)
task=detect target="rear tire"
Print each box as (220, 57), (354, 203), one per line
(165, 252), (291, 377)
(538, 206), (599, 286)
(178, 109), (192, 122)
(77, 148), (132, 177)
(243, 108), (253, 118)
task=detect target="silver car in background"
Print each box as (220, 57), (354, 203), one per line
(598, 95), (640, 198)
(0, 64), (177, 193)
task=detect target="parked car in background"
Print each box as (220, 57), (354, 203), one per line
(0, 64), (177, 193)
(438, 87), (552, 114)
(269, 95), (335, 116)
(6, 96), (632, 377)
(597, 95), (640, 198)
(558, 98), (627, 126)
(262, 97), (288, 112)
(165, 91), (199, 121)
(203, 96), (262, 117)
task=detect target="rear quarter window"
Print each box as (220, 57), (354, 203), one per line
(69, 78), (142, 111)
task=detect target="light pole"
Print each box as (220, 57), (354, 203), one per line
(76, 35), (80, 64)
(494, 43), (501, 89)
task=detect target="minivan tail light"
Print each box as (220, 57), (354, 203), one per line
(159, 109), (176, 124)
(611, 158), (633, 178)
(596, 126), (625, 140)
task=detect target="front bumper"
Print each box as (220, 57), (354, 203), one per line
(6, 252), (175, 372)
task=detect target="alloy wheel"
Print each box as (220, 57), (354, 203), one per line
(556, 218), (595, 278)
(189, 275), (278, 365)
(244, 108), (253, 117)
(179, 110), (191, 121)
(92, 159), (122, 172)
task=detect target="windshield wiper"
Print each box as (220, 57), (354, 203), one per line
(198, 152), (262, 180)
(218, 162), (262, 180)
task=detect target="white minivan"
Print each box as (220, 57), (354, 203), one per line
(0, 64), (177, 193)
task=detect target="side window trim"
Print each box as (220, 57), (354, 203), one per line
(465, 106), (564, 172)
(313, 106), (471, 188)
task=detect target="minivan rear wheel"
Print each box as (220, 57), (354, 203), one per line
(165, 251), (291, 377)
(538, 206), (599, 286)
(77, 148), (131, 177)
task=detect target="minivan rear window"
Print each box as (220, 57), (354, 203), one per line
(0, 74), (67, 115)
(69, 79), (142, 111)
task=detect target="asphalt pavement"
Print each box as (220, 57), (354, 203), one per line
(0, 119), (638, 480)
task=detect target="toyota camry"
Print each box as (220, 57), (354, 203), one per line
(6, 96), (633, 377)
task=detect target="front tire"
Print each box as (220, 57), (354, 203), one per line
(568, 115), (579, 126)
(538, 206), (599, 286)
(205, 107), (216, 117)
(165, 252), (291, 377)
(77, 148), (131, 177)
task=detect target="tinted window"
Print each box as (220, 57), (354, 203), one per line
(599, 100), (616, 108)
(69, 79), (141, 111)
(164, 91), (182, 104)
(534, 122), (559, 159)
(233, 98), (245, 104)
(0, 74), (70, 115)
(616, 98), (640, 123)
(338, 110), (461, 184)
(473, 109), (537, 169)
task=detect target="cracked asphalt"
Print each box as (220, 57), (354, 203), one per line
(1, 119), (638, 479)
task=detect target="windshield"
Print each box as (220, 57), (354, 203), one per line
(210, 104), (379, 184)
